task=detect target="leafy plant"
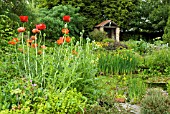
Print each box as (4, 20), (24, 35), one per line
(140, 88), (170, 114)
(89, 29), (108, 41)
(0, 15), (18, 54)
(98, 49), (140, 75)
(38, 5), (85, 40)
(144, 48), (170, 75)
(167, 80), (170, 95)
(128, 77), (146, 104)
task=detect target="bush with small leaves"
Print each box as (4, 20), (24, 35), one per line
(89, 29), (108, 41)
(140, 88), (170, 114)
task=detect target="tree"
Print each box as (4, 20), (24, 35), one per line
(163, 6), (170, 43)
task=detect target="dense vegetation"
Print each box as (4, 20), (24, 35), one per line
(0, 0), (170, 113)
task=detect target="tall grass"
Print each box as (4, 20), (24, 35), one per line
(98, 49), (140, 75)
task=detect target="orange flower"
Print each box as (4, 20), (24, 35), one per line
(56, 39), (64, 45)
(59, 37), (64, 41)
(12, 38), (19, 42)
(62, 28), (69, 34)
(31, 43), (38, 48)
(32, 28), (40, 34)
(8, 41), (17, 45)
(65, 36), (71, 43)
(41, 45), (46, 49)
(27, 39), (33, 43)
(38, 50), (42, 55)
(17, 27), (26, 32)
(31, 36), (36, 40)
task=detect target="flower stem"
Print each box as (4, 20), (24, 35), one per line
(41, 33), (46, 87)
(27, 31), (31, 79)
(21, 28), (27, 76)
(15, 44), (21, 76)
(35, 34), (38, 76)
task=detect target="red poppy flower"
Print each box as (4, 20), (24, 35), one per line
(12, 38), (19, 42)
(65, 36), (71, 43)
(63, 15), (70, 22)
(62, 28), (69, 34)
(17, 27), (26, 32)
(31, 43), (38, 48)
(36, 24), (46, 30)
(32, 28), (40, 34)
(19, 16), (28, 22)
(8, 41), (17, 45)
(31, 36), (36, 40)
(56, 39), (64, 45)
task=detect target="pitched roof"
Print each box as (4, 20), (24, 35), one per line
(95, 20), (118, 27)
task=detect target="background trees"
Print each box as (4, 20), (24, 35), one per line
(0, 0), (169, 41)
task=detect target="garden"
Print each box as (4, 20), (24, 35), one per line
(0, 0), (170, 114)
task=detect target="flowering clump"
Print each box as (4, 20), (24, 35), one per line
(8, 38), (19, 45)
(56, 15), (71, 45)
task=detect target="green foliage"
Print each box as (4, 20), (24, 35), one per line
(34, 88), (86, 114)
(128, 77), (146, 104)
(38, 5), (85, 40)
(103, 41), (128, 50)
(163, 6), (170, 43)
(0, 15), (18, 38)
(167, 80), (170, 95)
(0, 79), (86, 113)
(102, 0), (139, 30)
(130, 0), (169, 33)
(0, 15), (18, 53)
(145, 48), (170, 75)
(102, 38), (114, 43)
(89, 29), (108, 41)
(140, 88), (170, 114)
(98, 49), (140, 75)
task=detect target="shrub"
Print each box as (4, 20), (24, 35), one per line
(0, 15), (18, 54)
(102, 38), (114, 43)
(38, 5), (85, 40)
(103, 41), (128, 50)
(140, 88), (170, 114)
(144, 48), (170, 75)
(89, 29), (108, 41)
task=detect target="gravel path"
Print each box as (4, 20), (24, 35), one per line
(119, 103), (140, 114)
